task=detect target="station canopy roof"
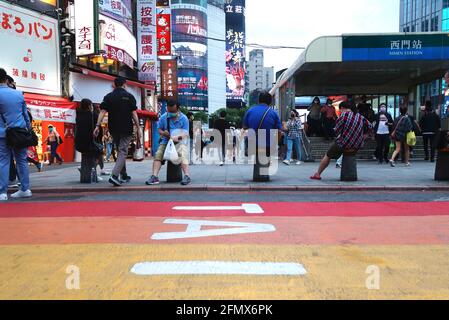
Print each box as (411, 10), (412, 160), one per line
(271, 32), (449, 96)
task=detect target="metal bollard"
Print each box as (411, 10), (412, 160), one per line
(167, 161), (183, 183)
(435, 149), (449, 181)
(340, 149), (358, 182)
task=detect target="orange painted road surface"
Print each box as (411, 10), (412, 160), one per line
(1, 201), (449, 299)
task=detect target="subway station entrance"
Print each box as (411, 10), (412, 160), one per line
(271, 32), (449, 124)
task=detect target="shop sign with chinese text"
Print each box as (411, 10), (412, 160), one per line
(156, 9), (171, 56)
(137, 0), (157, 82)
(98, 0), (133, 33)
(0, 2), (61, 96)
(75, 0), (96, 56)
(160, 59), (178, 100)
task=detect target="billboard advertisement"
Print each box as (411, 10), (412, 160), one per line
(172, 8), (207, 45)
(13, 0), (57, 17)
(99, 14), (137, 67)
(0, 1), (61, 96)
(172, 42), (207, 69)
(343, 34), (449, 61)
(137, 0), (157, 82)
(177, 69), (208, 111)
(98, 0), (133, 32)
(160, 59), (178, 101)
(225, 0), (246, 104)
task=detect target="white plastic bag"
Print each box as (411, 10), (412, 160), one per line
(163, 139), (180, 163)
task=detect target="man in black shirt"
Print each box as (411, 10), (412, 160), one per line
(214, 110), (230, 166)
(94, 77), (141, 186)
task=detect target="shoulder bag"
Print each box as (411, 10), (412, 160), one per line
(1, 113), (38, 149)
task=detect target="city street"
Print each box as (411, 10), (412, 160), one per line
(1, 187), (449, 299)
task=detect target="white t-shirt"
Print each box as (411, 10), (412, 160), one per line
(377, 114), (389, 135)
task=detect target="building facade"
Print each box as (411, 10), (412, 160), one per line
(247, 49), (274, 92)
(400, 0), (447, 107)
(207, 0), (226, 115)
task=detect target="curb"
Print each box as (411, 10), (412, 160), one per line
(27, 184), (449, 194)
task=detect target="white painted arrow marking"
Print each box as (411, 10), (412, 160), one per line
(173, 203), (264, 214)
(131, 261), (307, 276)
(151, 219), (275, 240)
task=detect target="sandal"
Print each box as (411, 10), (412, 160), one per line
(310, 173), (322, 180)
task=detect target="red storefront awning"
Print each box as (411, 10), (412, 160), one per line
(79, 68), (156, 91)
(137, 109), (158, 121)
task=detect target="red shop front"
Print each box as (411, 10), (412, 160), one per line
(24, 93), (78, 163)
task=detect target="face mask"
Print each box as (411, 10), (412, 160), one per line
(49, 128), (53, 132)
(167, 112), (178, 118)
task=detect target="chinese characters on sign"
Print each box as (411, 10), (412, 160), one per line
(137, 0), (157, 82)
(75, 0), (95, 56)
(389, 39), (423, 56)
(0, 2), (60, 95)
(160, 59), (178, 101)
(98, 0), (133, 33)
(157, 13), (171, 56)
(225, 0), (246, 103)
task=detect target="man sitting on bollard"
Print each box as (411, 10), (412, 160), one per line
(146, 100), (191, 186)
(242, 91), (282, 181)
(311, 101), (372, 180)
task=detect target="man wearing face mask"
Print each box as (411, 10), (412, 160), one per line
(373, 103), (394, 164)
(146, 100), (191, 186)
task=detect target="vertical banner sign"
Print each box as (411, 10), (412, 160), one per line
(156, 13), (171, 56)
(160, 59), (178, 101)
(75, 0), (95, 56)
(225, 0), (246, 105)
(137, 0), (157, 82)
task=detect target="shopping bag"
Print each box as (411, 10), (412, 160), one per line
(406, 131), (416, 146)
(163, 139), (180, 163)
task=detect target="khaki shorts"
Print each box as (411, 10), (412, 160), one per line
(326, 143), (344, 159)
(154, 143), (189, 165)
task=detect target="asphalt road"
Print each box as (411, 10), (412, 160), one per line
(1, 190), (449, 300)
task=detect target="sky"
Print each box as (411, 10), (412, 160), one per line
(246, 0), (401, 74)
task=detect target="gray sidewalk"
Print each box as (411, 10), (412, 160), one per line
(26, 158), (449, 192)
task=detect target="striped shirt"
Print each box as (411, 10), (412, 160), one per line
(334, 111), (372, 150)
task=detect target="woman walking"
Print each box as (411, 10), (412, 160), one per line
(373, 103), (393, 164)
(283, 110), (303, 165)
(389, 106), (413, 167)
(321, 98), (337, 140)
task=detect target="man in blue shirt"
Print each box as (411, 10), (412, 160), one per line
(243, 91), (282, 155)
(0, 68), (32, 201)
(146, 100), (191, 185)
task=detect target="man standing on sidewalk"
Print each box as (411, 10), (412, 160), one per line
(311, 101), (372, 180)
(94, 77), (141, 187)
(0, 68), (32, 201)
(146, 100), (191, 186)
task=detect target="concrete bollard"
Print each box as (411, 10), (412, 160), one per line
(167, 161), (183, 183)
(80, 153), (96, 184)
(435, 149), (449, 181)
(340, 149), (358, 182)
(253, 151), (270, 182)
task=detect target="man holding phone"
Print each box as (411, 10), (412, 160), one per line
(146, 100), (191, 186)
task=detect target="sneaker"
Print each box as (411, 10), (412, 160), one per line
(295, 161), (302, 165)
(120, 175), (132, 183)
(108, 175), (122, 187)
(181, 175), (192, 186)
(389, 160), (396, 167)
(219, 161), (224, 166)
(283, 160), (290, 165)
(11, 190), (32, 199)
(336, 163), (342, 169)
(101, 170), (111, 176)
(405, 162), (411, 167)
(145, 175), (160, 185)
(0, 193), (7, 201)
(97, 176), (104, 182)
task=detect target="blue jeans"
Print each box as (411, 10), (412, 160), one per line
(0, 138), (30, 194)
(106, 142), (113, 161)
(286, 137), (302, 161)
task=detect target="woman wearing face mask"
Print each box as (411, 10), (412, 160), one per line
(283, 110), (303, 165)
(46, 124), (63, 165)
(373, 104), (394, 164)
(321, 99), (337, 140)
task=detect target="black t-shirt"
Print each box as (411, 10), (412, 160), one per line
(214, 118), (230, 143)
(100, 88), (137, 136)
